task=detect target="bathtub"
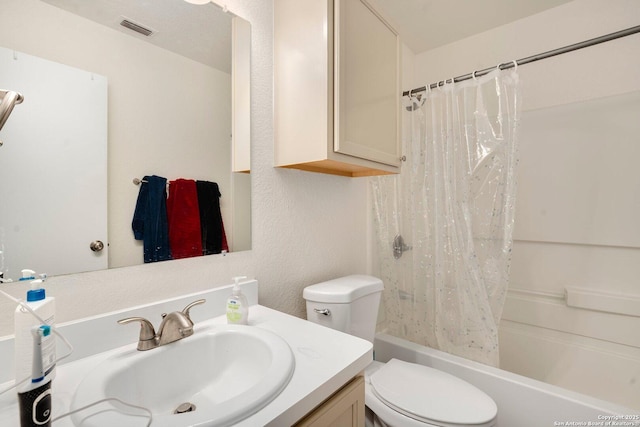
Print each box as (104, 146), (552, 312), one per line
(373, 333), (639, 427)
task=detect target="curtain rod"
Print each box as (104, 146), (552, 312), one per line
(403, 24), (640, 97)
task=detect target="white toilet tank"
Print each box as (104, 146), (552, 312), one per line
(303, 275), (383, 343)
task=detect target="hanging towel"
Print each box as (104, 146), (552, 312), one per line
(196, 180), (228, 255)
(221, 217), (229, 253)
(167, 179), (202, 259)
(132, 175), (172, 263)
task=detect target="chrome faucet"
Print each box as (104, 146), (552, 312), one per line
(118, 299), (206, 351)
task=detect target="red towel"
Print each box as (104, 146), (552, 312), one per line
(167, 179), (202, 259)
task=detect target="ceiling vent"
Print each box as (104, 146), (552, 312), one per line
(120, 18), (155, 37)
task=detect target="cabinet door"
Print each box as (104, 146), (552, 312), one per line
(334, 0), (400, 167)
(295, 376), (365, 427)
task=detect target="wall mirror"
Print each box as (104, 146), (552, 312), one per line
(0, 0), (251, 280)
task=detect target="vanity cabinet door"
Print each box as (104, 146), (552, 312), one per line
(334, 0), (400, 168)
(295, 376), (365, 427)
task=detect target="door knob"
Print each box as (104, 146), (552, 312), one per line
(90, 240), (105, 252)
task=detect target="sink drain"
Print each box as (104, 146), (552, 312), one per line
(174, 402), (196, 414)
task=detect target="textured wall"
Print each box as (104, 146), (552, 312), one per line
(0, 0), (370, 337)
(240, 0), (370, 318)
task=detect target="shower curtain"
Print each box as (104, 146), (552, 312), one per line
(372, 68), (521, 366)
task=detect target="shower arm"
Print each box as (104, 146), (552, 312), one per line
(0, 89), (25, 132)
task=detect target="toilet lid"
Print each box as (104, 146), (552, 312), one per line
(370, 359), (497, 426)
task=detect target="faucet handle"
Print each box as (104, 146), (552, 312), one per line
(181, 299), (206, 322)
(117, 317), (157, 351)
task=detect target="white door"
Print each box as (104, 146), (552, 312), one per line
(0, 47), (108, 279)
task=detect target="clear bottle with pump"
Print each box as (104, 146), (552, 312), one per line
(226, 276), (248, 325)
(14, 278), (56, 389)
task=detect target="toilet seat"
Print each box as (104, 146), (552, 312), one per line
(366, 359), (497, 427)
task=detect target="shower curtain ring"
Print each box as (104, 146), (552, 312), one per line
(511, 59), (518, 71)
(472, 70), (479, 81)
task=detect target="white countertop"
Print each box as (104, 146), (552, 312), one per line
(0, 284), (372, 426)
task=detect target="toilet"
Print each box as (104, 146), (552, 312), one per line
(303, 275), (498, 427)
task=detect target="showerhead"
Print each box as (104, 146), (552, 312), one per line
(0, 89), (24, 132)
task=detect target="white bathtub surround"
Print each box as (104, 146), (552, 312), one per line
(374, 333), (639, 427)
(0, 281), (372, 426)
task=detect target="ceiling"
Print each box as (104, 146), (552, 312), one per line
(41, 0), (574, 73)
(41, 0), (232, 73)
(369, 0), (574, 54)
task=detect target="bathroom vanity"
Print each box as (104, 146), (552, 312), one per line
(0, 281), (372, 426)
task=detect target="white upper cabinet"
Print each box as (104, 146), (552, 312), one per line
(274, 0), (400, 177)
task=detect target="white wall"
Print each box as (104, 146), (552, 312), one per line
(412, 0), (640, 409)
(0, 0), (369, 338)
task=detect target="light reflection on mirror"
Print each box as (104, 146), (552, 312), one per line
(0, 0), (251, 280)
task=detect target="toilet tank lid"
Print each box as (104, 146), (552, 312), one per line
(303, 275), (383, 303)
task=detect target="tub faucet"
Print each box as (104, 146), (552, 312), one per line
(118, 299), (206, 351)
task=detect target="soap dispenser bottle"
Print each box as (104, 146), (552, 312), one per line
(14, 278), (56, 388)
(226, 276), (248, 325)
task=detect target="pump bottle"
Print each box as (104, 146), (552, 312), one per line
(226, 276), (248, 325)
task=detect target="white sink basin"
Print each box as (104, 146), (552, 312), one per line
(70, 325), (295, 427)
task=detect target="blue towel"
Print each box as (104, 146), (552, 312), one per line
(132, 175), (172, 263)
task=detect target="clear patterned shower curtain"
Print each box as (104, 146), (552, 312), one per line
(372, 68), (521, 366)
